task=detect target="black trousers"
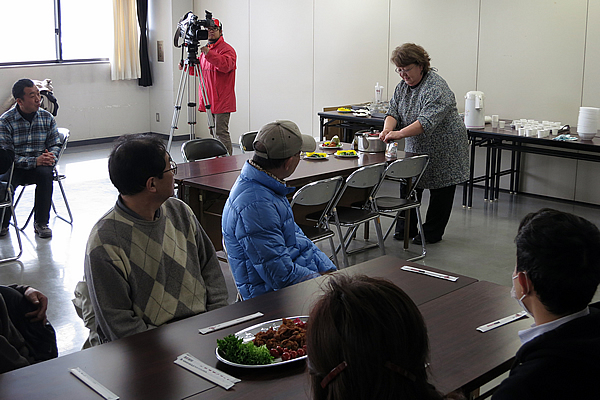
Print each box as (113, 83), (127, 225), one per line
(1, 166), (54, 228)
(395, 184), (457, 242)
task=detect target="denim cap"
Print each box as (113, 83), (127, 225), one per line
(253, 120), (316, 159)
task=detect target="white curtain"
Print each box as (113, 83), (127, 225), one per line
(111, 0), (141, 81)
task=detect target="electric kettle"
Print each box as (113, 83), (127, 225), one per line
(464, 91), (485, 129)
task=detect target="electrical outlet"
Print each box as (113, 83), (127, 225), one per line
(156, 113), (160, 122)
(157, 41), (164, 62)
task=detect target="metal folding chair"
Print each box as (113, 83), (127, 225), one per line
(327, 163), (387, 268)
(181, 138), (229, 162)
(0, 163), (23, 262)
(290, 176), (343, 268)
(372, 155), (429, 261)
(14, 127), (73, 230)
(238, 131), (258, 153)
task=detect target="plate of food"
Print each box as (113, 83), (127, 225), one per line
(303, 152), (329, 160)
(319, 135), (342, 149)
(215, 316), (308, 368)
(334, 149), (358, 158)
(337, 107), (352, 113)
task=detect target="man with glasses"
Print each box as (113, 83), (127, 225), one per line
(82, 134), (228, 344)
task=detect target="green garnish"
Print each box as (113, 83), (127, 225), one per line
(217, 334), (274, 365)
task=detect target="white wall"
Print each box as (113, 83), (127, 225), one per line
(1, 0), (599, 202)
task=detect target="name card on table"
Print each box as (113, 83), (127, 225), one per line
(476, 311), (528, 333)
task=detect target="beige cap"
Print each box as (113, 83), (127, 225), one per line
(253, 120), (316, 159)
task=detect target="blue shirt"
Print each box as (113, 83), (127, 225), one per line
(0, 105), (61, 170)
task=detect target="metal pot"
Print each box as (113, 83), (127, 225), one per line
(355, 129), (386, 153)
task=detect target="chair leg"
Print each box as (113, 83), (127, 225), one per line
(373, 216), (386, 257)
(0, 206), (23, 263)
(20, 208), (34, 231)
(406, 206), (426, 262)
(54, 180), (73, 224)
(327, 236), (340, 268)
(332, 213), (349, 269)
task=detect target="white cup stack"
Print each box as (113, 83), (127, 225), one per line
(577, 107), (599, 140)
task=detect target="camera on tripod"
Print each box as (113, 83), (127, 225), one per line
(174, 10), (216, 48)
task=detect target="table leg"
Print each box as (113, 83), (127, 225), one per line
(484, 146), (492, 201)
(467, 135), (477, 208)
(494, 143), (502, 201)
(514, 142), (522, 194)
(509, 143), (516, 194)
(319, 116), (325, 141)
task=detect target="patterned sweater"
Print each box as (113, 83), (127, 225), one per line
(387, 71), (469, 189)
(84, 197), (228, 342)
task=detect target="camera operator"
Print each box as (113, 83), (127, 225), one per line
(195, 17), (236, 155)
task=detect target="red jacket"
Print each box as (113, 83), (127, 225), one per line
(198, 36), (237, 114)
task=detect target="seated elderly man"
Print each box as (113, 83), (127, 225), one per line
(493, 208), (600, 400)
(222, 120), (336, 300)
(84, 134), (228, 343)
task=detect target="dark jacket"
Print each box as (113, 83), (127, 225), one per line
(493, 304), (600, 400)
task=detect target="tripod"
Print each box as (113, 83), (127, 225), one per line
(167, 43), (215, 152)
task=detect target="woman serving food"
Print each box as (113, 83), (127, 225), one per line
(379, 43), (469, 244)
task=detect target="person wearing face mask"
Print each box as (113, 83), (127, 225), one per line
(493, 208), (600, 400)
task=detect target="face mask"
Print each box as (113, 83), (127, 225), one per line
(511, 273), (532, 315)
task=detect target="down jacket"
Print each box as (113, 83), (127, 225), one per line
(222, 162), (336, 300)
(198, 36), (236, 114)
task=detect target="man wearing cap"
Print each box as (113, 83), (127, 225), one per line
(222, 120), (336, 300)
(199, 17), (236, 156)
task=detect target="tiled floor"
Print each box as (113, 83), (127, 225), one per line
(1, 140), (600, 360)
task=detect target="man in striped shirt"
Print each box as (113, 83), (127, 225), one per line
(0, 79), (61, 238)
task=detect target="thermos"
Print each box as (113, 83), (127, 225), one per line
(464, 91), (485, 129)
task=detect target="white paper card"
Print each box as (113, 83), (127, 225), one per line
(175, 353), (241, 390)
(401, 266), (459, 282)
(69, 367), (119, 400)
(199, 312), (264, 335)
(477, 311), (528, 333)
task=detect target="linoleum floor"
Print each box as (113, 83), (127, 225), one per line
(1, 141), (600, 358)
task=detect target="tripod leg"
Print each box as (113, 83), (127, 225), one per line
(187, 68), (198, 140)
(168, 65), (190, 152)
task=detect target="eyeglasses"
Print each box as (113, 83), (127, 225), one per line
(163, 158), (177, 175)
(395, 65), (415, 75)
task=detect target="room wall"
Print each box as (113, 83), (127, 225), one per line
(1, 0), (599, 202)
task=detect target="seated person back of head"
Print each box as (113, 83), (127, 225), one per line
(222, 120), (336, 300)
(493, 208), (600, 400)
(84, 134), (228, 343)
(307, 274), (449, 400)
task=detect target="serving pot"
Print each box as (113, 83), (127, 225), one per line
(355, 129), (386, 153)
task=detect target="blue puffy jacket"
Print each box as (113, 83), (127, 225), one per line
(222, 161), (336, 300)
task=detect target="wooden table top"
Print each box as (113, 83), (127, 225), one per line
(182, 148), (392, 193)
(174, 153), (252, 183)
(0, 256), (514, 400)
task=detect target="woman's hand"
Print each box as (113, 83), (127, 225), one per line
(380, 129), (401, 143)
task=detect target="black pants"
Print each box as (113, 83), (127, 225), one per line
(396, 184), (457, 242)
(1, 166), (54, 228)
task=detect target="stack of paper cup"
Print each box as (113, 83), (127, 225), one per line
(577, 107), (599, 139)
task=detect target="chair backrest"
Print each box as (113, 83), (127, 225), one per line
(56, 128), (70, 163)
(290, 176), (343, 226)
(239, 131), (258, 153)
(0, 163), (15, 205)
(332, 162), (387, 208)
(375, 155), (429, 199)
(181, 138), (229, 162)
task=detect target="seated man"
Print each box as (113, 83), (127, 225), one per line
(84, 134), (228, 343)
(493, 208), (600, 400)
(222, 120), (336, 300)
(0, 79), (61, 238)
(0, 284), (58, 373)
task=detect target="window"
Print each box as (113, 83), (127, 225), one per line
(0, 0), (112, 64)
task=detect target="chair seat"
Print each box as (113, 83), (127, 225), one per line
(375, 197), (420, 212)
(297, 224), (335, 242)
(335, 207), (380, 225)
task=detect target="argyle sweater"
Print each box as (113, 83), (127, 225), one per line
(84, 197), (228, 343)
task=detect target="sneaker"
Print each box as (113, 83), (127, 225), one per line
(0, 227), (8, 237)
(34, 222), (52, 238)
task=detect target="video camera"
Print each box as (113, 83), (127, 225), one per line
(174, 10), (216, 48)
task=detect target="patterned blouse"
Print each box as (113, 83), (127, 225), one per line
(387, 71), (469, 189)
